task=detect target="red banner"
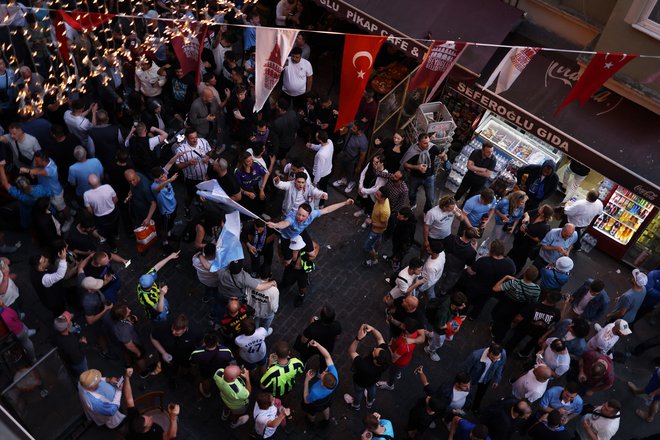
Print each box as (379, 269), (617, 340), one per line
(335, 34), (386, 131)
(171, 22), (208, 84)
(408, 40), (467, 98)
(555, 52), (637, 115)
(54, 11), (115, 61)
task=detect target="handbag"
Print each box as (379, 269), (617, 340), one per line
(134, 220), (157, 252)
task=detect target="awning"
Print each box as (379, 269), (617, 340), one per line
(446, 52), (660, 203)
(312, 0), (523, 73)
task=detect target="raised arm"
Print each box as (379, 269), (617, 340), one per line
(319, 198), (354, 215)
(153, 251), (181, 272)
(308, 340), (333, 367)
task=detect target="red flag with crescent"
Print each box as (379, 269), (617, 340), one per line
(335, 34), (386, 131)
(555, 52), (637, 115)
(407, 40), (467, 101)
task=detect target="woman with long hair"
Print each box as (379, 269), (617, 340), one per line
(492, 191), (528, 242)
(375, 130), (407, 173)
(235, 151), (268, 215)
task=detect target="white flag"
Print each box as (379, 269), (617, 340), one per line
(484, 47), (539, 94)
(254, 27), (299, 112)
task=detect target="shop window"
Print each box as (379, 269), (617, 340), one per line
(627, 0), (660, 40)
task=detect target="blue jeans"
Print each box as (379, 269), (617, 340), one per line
(363, 230), (383, 253)
(353, 383), (376, 406)
(255, 314), (275, 331)
(153, 298), (170, 322)
(102, 276), (121, 304)
(408, 174), (435, 213)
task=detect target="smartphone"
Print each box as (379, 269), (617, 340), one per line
(124, 260), (132, 268)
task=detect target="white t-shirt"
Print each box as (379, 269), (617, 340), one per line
(389, 268), (418, 299)
(248, 286), (280, 318)
(282, 57), (313, 97)
(254, 404), (278, 438)
(311, 141), (334, 183)
(424, 206), (455, 240)
(420, 252), (446, 291)
(192, 254), (219, 287)
(565, 199), (603, 228)
(577, 406), (620, 440)
(64, 110), (92, 146)
(0, 270), (20, 306)
(512, 369), (548, 403)
(543, 338), (570, 376)
(235, 327), (268, 364)
(83, 184), (116, 217)
(573, 291), (595, 315)
(450, 388), (470, 410)
(587, 323), (619, 354)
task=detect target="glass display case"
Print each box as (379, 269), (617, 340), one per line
(623, 209), (660, 271)
(592, 186), (653, 245)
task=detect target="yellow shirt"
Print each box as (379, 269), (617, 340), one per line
(371, 199), (391, 233)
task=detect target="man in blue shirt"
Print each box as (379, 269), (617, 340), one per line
(22, 150), (74, 231)
(302, 340), (338, 425)
(461, 188), (496, 237)
(68, 145), (104, 200)
(535, 224), (577, 271)
(539, 383), (583, 425)
(0, 171), (52, 229)
(266, 198), (354, 266)
(449, 416), (490, 440)
(150, 152), (183, 249)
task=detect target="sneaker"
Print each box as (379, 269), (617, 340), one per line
(365, 399), (375, 409)
(362, 259), (377, 267)
(266, 327), (274, 336)
(384, 277), (391, 284)
(230, 414), (249, 428)
(343, 393), (360, 410)
(424, 346), (441, 362)
(61, 218), (74, 233)
(353, 209), (365, 218)
(345, 181), (356, 193)
(199, 383), (211, 398)
(376, 381), (394, 391)
(332, 178), (347, 188)
(361, 218), (371, 229)
(382, 255), (390, 261)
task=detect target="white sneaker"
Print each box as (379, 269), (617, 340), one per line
(376, 381), (394, 391)
(425, 346), (441, 362)
(266, 328), (273, 336)
(333, 178), (347, 188)
(345, 181), (356, 193)
(61, 218), (74, 233)
(353, 209), (365, 218)
(230, 414), (249, 428)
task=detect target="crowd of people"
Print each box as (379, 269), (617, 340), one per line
(0, 1), (659, 440)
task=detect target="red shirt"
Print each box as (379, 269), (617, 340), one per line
(582, 350), (614, 391)
(390, 331), (418, 367)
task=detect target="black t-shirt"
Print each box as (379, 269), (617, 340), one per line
(151, 321), (201, 360)
(49, 135), (79, 183)
(468, 256), (516, 295)
(465, 149), (497, 184)
(303, 320), (342, 354)
(381, 138), (406, 172)
(480, 399), (520, 440)
(406, 396), (434, 432)
(108, 162), (132, 200)
(126, 407), (165, 440)
(217, 173), (241, 198)
(53, 333), (85, 365)
(407, 145), (441, 178)
(190, 345), (235, 378)
(443, 235), (477, 272)
(391, 297), (426, 337)
(352, 342), (389, 387)
(67, 226), (100, 253)
(520, 302), (561, 332)
(524, 211), (552, 241)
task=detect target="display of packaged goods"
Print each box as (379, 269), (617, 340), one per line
(591, 185), (653, 245)
(597, 178), (615, 201)
(476, 115), (561, 166)
(635, 214), (658, 250)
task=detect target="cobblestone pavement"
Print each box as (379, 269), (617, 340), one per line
(3, 173), (659, 440)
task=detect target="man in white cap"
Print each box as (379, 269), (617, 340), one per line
(78, 368), (125, 428)
(539, 256), (573, 292)
(606, 269), (648, 323)
(587, 319), (632, 355)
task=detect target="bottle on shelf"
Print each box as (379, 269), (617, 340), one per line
(604, 217), (615, 232)
(610, 222), (620, 236)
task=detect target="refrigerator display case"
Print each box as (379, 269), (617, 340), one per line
(590, 185), (657, 260)
(622, 208), (660, 271)
(446, 113), (562, 193)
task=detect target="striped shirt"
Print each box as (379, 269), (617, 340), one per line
(260, 358), (304, 397)
(175, 138), (211, 181)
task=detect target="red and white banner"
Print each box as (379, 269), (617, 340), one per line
(54, 11), (115, 61)
(335, 34), (386, 131)
(555, 52), (637, 115)
(408, 40), (467, 102)
(484, 46), (539, 94)
(171, 21), (208, 84)
(254, 27), (299, 112)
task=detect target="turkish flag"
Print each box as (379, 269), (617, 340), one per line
(335, 34), (386, 131)
(171, 21), (208, 84)
(54, 11), (115, 61)
(408, 40), (467, 102)
(555, 52), (637, 114)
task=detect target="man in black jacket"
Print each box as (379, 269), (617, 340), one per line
(517, 160), (559, 210)
(270, 97), (299, 168)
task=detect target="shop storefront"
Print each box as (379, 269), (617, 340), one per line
(442, 53), (659, 268)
